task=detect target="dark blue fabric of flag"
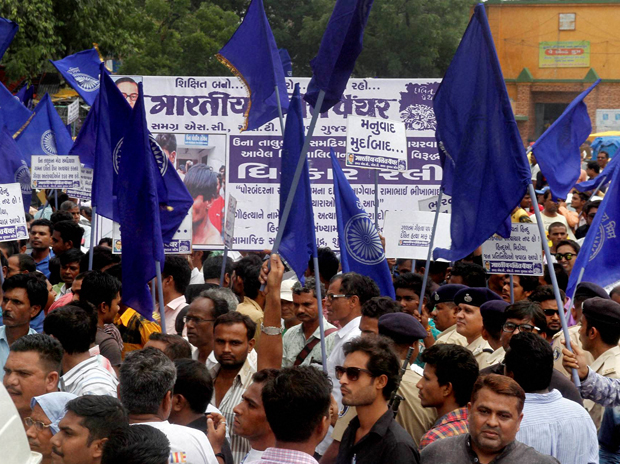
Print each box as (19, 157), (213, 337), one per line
(574, 154), (618, 193)
(16, 84), (34, 109)
(432, 4), (531, 262)
(0, 82), (32, 135)
(15, 94), (74, 161)
(0, 17), (17, 61)
(69, 95), (99, 168)
(330, 150), (395, 298)
(532, 79), (600, 199)
(117, 83), (165, 320)
(0, 122), (31, 211)
(566, 163), (620, 299)
(278, 84), (316, 283)
(50, 48), (109, 106)
(304, 0), (374, 113)
(279, 49), (292, 77)
(216, 0), (288, 131)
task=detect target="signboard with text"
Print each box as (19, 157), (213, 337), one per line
(481, 223), (544, 275)
(31, 155), (81, 189)
(346, 116), (407, 171)
(539, 41), (590, 68)
(384, 211), (451, 260)
(0, 183), (28, 242)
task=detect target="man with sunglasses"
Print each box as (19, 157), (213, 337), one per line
(554, 239), (580, 277)
(480, 300), (583, 405)
(336, 336), (419, 464)
(529, 285), (567, 340)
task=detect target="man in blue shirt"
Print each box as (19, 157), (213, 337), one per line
(29, 219), (54, 279)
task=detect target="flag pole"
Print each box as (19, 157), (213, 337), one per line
(312, 255), (328, 373)
(88, 206), (97, 270)
(415, 191), (443, 316)
(260, 90), (325, 291)
(274, 85), (286, 135)
(219, 248), (229, 287)
(155, 261), (167, 334)
(374, 170), (379, 230)
(509, 275), (514, 304)
(151, 277), (157, 310)
(528, 183), (580, 386)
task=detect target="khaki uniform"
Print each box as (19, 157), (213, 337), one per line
(236, 297), (264, 342)
(552, 325), (594, 378)
(395, 364), (437, 448)
(466, 336), (492, 367)
(483, 346), (505, 368)
(332, 405), (356, 441)
(434, 325), (467, 346)
(584, 345), (620, 430)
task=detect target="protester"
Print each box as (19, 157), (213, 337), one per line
(555, 239), (580, 277)
(419, 374), (559, 463)
(160, 255), (192, 334)
(548, 222), (568, 253)
(430, 284), (467, 346)
(1, 273), (48, 369)
(529, 285), (566, 340)
(393, 272), (438, 346)
(145, 333), (192, 360)
(336, 336), (419, 463)
(100, 424), (170, 464)
(505, 333), (598, 463)
(210, 311), (257, 463)
(500, 274), (538, 303)
(3, 334), (63, 420)
(279, 278), (300, 332)
(576, 200), (601, 239)
(359, 296), (401, 338)
(232, 369), (278, 463)
(204, 254), (234, 287)
(447, 262), (487, 287)
(30, 219), (54, 278)
(598, 150), (610, 169)
(26, 392), (76, 464)
(51, 220), (84, 256)
(50, 395), (128, 464)
(43, 304), (118, 396)
(417, 344), (479, 450)
(54, 249), (83, 300)
(6, 253), (36, 278)
(539, 189), (575, 240)
(282, 277), (337, 368)
(185, 292), (230, 365)
(120, 347), (219, 464)
(231, 256), (264, 341)
(306, 247), (340, 286)
(479, 300), (509, 367)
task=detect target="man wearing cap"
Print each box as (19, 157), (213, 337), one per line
(282, 277), (337, 368)
(579, 297), (620, 429)
(479, 300), (509, 367)
(551, 282), (605, 377)
(378, 312), (437, 448)
(26, 392), (77, 464)
(280, 277), (300, 332)
(454, 288), (503, 367)
(430, 284), (467, 346)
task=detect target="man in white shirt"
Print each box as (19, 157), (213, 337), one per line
(120, 347), (219, 464)
(161, 255), (192, 334)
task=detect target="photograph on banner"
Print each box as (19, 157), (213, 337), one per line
(66, 167), (93, 201)
(418, 194), (452, 214)
(481, 223), (544, 276)
(0, 183), (29, 242)
(31, 155), (82, 189)
(383, 210), (451, 260)
(346, 116), (407, 171)
(111, 75), (143, 109)
(223, 195), (237, 248)
(112, 209), (192, 254)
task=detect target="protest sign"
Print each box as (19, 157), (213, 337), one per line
(383, 210), (451, 260)
(112, 209), (193, 255)
(31, 155), (81, 189)
(0, 183), (28, 242)
(223, 195), (237, 248)
(481, 223), (544, 276)
(418, 194), (451, 214)
(66, 167), (93, 201)
(345, 116), (407, 171)
(67, 99), (80, 125)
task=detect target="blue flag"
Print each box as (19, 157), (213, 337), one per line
(69, 94), (99, 168)
(0, 17), (17, 61)
(330, 150), (395, 298)
(216, 0), (289, 131)
(532, 80), (600, 199)
(0, 82), (32, 135)
(15, 84), (34, 109)
(0, 124), (31, 211)
(50, 48), (109, 106)
(278, 84), (316, 282)
(15, 94), (74, 161)
(432, 4), (531, 262)
(304, 0), (374, 113)
(566, 163), (620, 298)
(574, 154), (619, 193)
(117, 83), (165, 320)
(279, 49), (292, 77)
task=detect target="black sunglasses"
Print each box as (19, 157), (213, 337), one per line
(335, 366), (375, 381)
(543, 309), (560, 316)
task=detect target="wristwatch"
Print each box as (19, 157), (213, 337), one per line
(261, 324), (283, 335)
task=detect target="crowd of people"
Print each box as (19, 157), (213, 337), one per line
(2, 189), (620, 464)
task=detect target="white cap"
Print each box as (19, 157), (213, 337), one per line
(280, 277), (297, 302)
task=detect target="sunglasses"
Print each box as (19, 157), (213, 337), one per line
(502, 322), (540, 333)
(543, 309), (560, 317)
(335, 366), (374, 381)
(326, 293), (351, 302)
(555, 253), (576, 261)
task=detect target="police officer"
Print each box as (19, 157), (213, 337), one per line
(480, 300), (510, 367)
(430, 284), (468, 346)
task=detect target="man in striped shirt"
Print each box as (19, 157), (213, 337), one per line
(43, 303), (118, 397)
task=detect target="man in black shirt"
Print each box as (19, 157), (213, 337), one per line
(336, 336), (419, 464)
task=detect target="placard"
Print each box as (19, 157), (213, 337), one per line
(346, 116), (407, 171)
(418, 194), (451, 214)
(67, 99), (80, 125)
(31, 155), (81, 189)
(383, 210), (451, 260)
(0, 183), (29, 242)
(66, 167), (93, 201)
(223, 195), (237, 248)
(112, 209), (193, 255)
(481, 223), (544, 276)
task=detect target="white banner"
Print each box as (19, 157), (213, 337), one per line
(0, 183), (28, 242)
(383, 211), (451, 260)
(31, 155), (81, 189)
(481, 223), (544, 276)
(346, 116), (407, 171)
